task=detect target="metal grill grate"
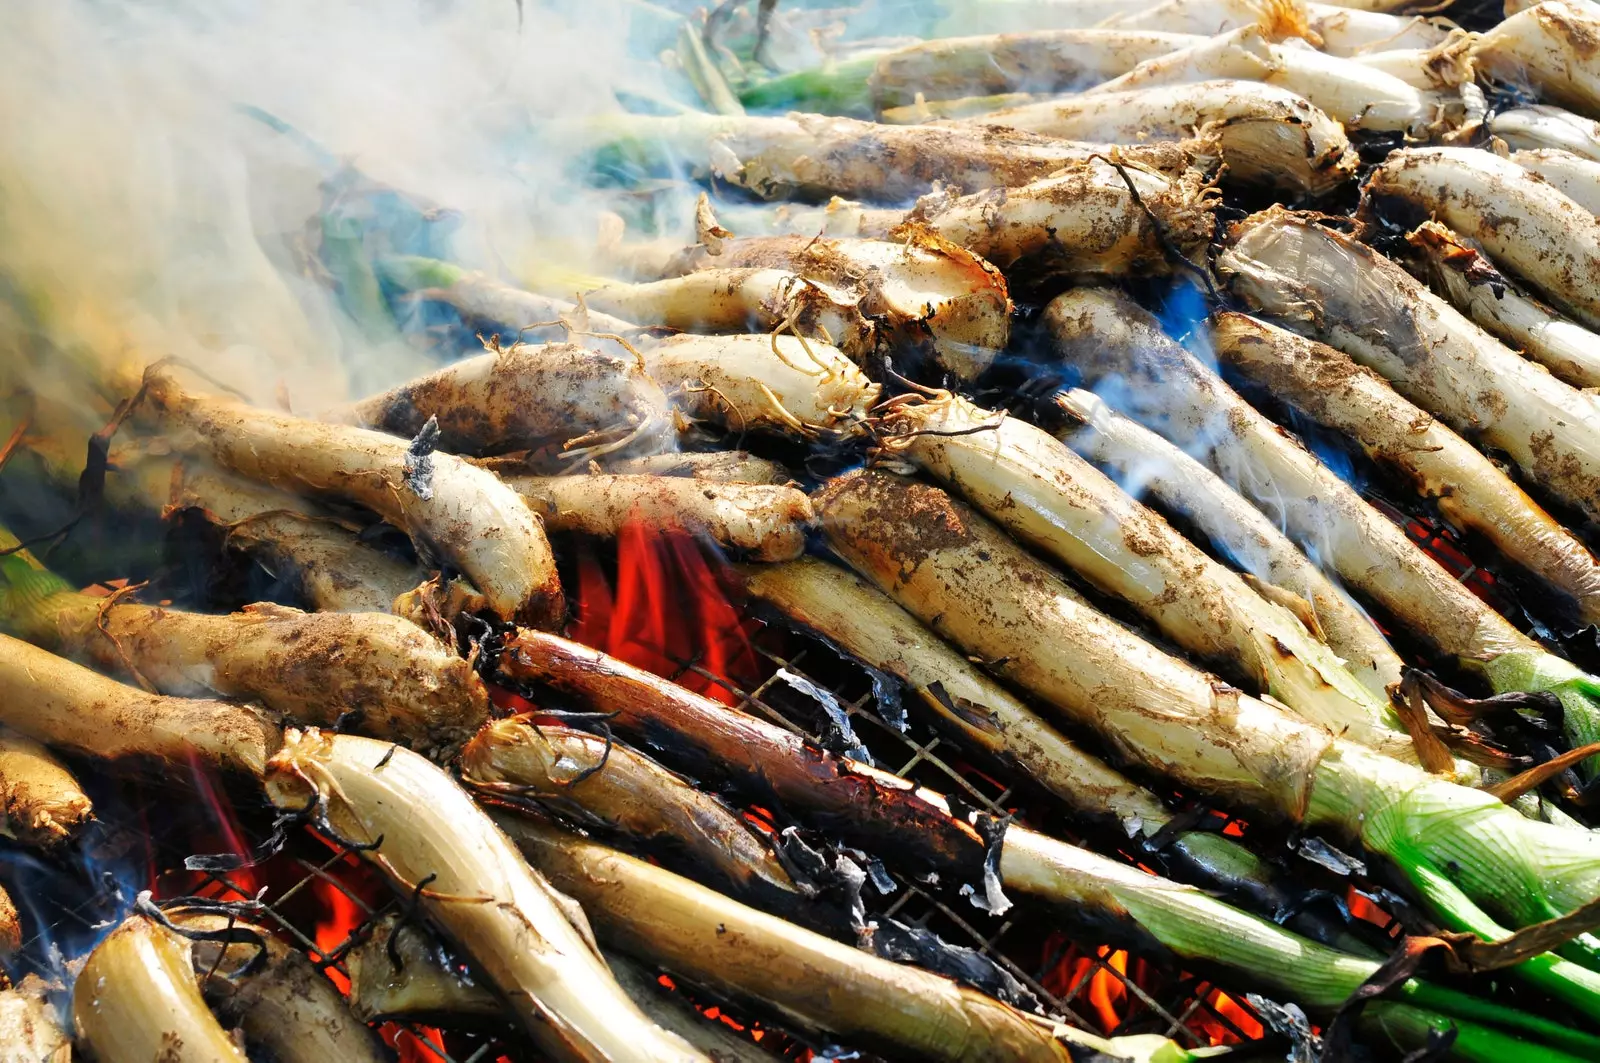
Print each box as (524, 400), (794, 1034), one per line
(678, 600), (1274, 1050)
(12, 537), (1320, 1061)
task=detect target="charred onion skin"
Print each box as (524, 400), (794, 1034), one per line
(348, 917), (778, 1062)
(734, 557), (1370, 940)
(968, 79), (1358, 196)
(1364, 146), (1600, 332)
(581, 110), (1205, 203)
(814, 472), (1600, 983)
(1052, 387), (1405, 704)
(859, 29), (1197, 112)
(0, 730), (91, 850)
(1473, 2), (1600, 122)
(737, 557), (1168, 830)
(1218, 206), (1600, 527)
(882, 391), (1410, 758)
(174, 910), (387, 1063)
(5, 579), (486, 755)
(880, 159), (1218, 276)
(461, 717), (798, 901)
(1212, 312), (1600, 631)
(814, 470), (1331, 814)
(1401, 220), (1600, 391)
(340, 342), (674, 461)
(73, 913), (249, 1063)
(499, 819), (1088, 1063)
(0, 976), (68, 1062)
(604, 450), (793, 485)
(1512, 148), (1600, 212)
(0, 632), (280, 777)
(138, 368), (563, 627)
(643, 333), (879, 440)
(497, 631), (990, 883)
(263, 729), (707, 1063)
(670, 233), (1012, 383)
(504, 475), (814, 562)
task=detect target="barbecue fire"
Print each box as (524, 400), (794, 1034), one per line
(7, 0), (1600, 1060)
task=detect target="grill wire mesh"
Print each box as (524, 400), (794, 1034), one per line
(8, 572), (1286, 1063)
(51, 501), (1579, 1060)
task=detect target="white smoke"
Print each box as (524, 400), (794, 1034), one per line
(0, 0), (694, 412)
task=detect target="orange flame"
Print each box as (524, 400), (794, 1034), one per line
(310, 876), (362, 994)
(1187, 984), (1266, 1045)
(384, 1025), (448, 1063)
(568, 526), (757, 704)
(1086, 948), (1129, 1032)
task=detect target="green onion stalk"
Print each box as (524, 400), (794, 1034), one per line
(738, 54), (881, 116)
(1211, 210), (1600, 775)
(814, 470), (1600, 1026)
(503, 631), (1600, 1058)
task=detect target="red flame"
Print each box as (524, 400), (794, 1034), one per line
(568, 525), (757, 702)
(384, 1024), (448, 1063)
(310, 876), (362, 994)
(1191, 986), (1265, 1045)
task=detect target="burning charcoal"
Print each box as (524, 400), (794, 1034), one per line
(658, 234), (1011, 383)
(461, 718), (801, 904)
(0, 975), (69, 1062)
(0, 729), (91, 851)
(0, 531), (487, 756)
(0, 633), (279, 778)
(1400, 221), (1600, 391)
(263, 729), (707, 1061)
(956, 80), (1356, 196)
(604, 450), (795, 486)
(504, 475), (815, 562)
(572, 110), (1206, 204)
(1051, 388), (1405, 706)
(72, 910), (249, 1063)
(1365, 147), (1600, 333)
(877, 389), (1417, 763)
(338, 341), (675, 462)
(173, 909), (387, 1063)
(813, 470), (1600, 1023)
(643, 334), (879, 441)
(136, 367), (564, 628)
(1212, 312), (1600, 635)
(499, 816), (1158, 1063)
